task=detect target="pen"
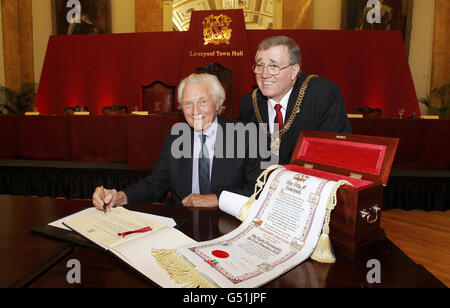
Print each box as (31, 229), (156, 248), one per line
(101, 185), (107, 214)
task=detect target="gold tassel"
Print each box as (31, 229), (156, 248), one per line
(311, 180), (351, 263)
(151, 249), (215, 288)
(237, 165), (285, 221)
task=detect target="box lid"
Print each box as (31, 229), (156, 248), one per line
(290, 131), (399, 185)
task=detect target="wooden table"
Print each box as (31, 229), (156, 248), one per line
(1, 195), (445, 288)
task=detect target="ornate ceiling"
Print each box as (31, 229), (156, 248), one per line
(172, 0), (275, 31)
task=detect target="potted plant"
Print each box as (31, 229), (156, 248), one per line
(419, 83), (450, 119)
(0, 82), (37, 114)
(431, 83), (449, 118)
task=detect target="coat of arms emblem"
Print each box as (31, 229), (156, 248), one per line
(202, 14), (232, 45)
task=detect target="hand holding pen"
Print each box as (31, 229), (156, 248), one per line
(101, 186), (107, 214)
(92, 186), (128, 212)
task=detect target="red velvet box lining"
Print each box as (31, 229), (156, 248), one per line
(285, 164), (373, 189)
(295, 137), (387, 176)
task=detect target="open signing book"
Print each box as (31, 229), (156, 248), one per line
(51, 167), (346, 288)
(59, 207), (196, 287)
(153, 167), (348, 288)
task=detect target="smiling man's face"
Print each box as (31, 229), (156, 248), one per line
(181, 82), (218, 132)
(255, 44), (300, 102)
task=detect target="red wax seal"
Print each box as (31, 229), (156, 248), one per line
(212, 250), (229, 259)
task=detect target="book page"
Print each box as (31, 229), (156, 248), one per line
(111, 228), (197, 288)
(177, 169), (339, 288)
(64, 207), (166, 249)
(49, 207), (176, 230)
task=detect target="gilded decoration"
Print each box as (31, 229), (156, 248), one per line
(172, 0), (275, 31)
(203, 14), (232, 45)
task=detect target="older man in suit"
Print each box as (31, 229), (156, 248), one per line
(93, 73), (261, 209)
(239, 36), (351, 165)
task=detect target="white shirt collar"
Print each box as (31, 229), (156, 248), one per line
(193, 117), (218, 140)
(192, 117), (217, 194)
(268, 87), (293, 111)
(267, 88), (293, 133)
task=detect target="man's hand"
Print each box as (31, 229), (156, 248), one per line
(182, 193), (218, 208)
(92, 187), (127, 212)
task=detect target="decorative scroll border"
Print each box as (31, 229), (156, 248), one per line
(187, 170), (330, 285)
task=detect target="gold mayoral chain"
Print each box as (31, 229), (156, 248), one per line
(252, 74), (317, 155)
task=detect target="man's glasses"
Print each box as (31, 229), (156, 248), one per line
(252, 63), (292, 75)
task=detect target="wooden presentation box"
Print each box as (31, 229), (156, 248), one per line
(286, 131), (399, 260)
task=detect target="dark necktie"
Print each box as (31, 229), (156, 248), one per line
(198, 134), (210, 194)
(274, 104), (284, 131)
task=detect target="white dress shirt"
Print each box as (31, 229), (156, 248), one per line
(191, 117), (217, 194)
(267, 88), (293, 133)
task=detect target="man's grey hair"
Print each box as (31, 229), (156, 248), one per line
(256, 35), (302, 69)
(177, 73), (225, 115)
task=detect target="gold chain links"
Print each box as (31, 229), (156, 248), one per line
(252, 75), (317, 138)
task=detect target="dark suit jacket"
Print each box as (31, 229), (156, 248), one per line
(123, 116), (262, 206)
(239, 73), (352, 165)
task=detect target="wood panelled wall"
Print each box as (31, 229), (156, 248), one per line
(135, 0), (163, 32)
(283, 0), (313, 29)
(430, 0), (450, 107)
(1, 0), (34, 90)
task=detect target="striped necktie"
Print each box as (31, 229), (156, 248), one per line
(198, 134), (210, 194)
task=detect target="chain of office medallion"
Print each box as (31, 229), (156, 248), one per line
(252, 75), (317, 138)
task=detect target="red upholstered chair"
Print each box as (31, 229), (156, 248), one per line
(196, 62), (233, 117)
(142, 81), (175, 114)
(354, 106), (382, 119)
(64, 105), (89, 115)
(102, 104), (127, 115)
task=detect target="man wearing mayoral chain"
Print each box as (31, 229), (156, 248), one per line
(239, 36), (351, 165)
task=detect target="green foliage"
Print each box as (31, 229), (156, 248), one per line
(0, 83), (37, 114)
(419, 83), (450, 118)
(431, 83), (450, 119)
(418, 95), (430, 107)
